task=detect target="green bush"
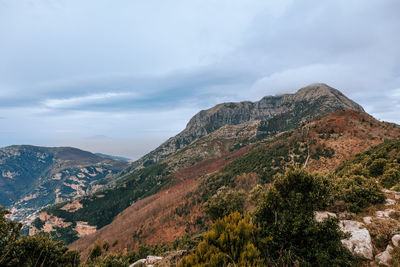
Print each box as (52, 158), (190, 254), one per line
(369, 158), (387, 177)
(203, 188), (246, 221)
(253, 168), (354, 266)
(381, 168), (400, 189)
(0, 206), (80, 267)
(179, 212), (263, 267)
(183, 169), (354, 266)
(334, 175), (385, 212)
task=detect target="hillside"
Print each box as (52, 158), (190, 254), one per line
(0, 145), (127, 229)
(68, 110), (400, 258)
(122, 83), (364, 174)
(33, 84), (367, 244)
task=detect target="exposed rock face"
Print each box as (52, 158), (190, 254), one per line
(126, 83), (364, 173)
(340, 220), (373, 260)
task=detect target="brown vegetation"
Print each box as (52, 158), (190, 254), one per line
(69, 110), (400, 260)
(69, 145), (252, 260)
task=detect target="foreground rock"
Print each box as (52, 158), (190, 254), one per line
(340, 220), (373, 260)
(130, 255), (163, 267)
(392, 234), (400, 247)
(375, 245), (394, 266)
(314, 211), (337, 222)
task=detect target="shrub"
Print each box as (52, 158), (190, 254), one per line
(381, 168), (400, 189)
(334, 175), (385, 212)
(89, 242), (103, 261)
(179, 212), (263, 267)
(253, 168), (354, 266)
(0, 206), (80, 267)
(369, 158), (387, 177)
(203, 188), (246, 221)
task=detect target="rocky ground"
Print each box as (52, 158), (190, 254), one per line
(128, 190), (400, 267)
(316, 189), (400, 266)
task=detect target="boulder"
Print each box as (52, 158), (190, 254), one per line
(314, 211), (336, 222)
(375, 245), (393, 266)
(129, 256), (163, 267)
(337, 211), (356, 220)
(363, 216), (372, 225)
(147, 256), (163, 263)
(130, 259), (146, 267)
(340, 220), (373, 260)
(385, 199), (396, 206)
(376, 209), (395, 218)
(392, 234), (400, 247)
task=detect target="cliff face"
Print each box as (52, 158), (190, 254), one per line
(127, 83), (364, 171)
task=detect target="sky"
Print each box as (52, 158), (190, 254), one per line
(0, 0), (399, 159)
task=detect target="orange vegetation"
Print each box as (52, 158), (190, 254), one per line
(306, 110), (400, 172)
(70, 110), (400, 259)
(69, 146), (252, 259)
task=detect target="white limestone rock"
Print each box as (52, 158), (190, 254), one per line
(340, 220), (373, 260)
(314, 211), (337, 222)
(385, 198), (396, 206)
(363, 216), (372, 225)
(147, 255), (163, 264)
(392, 234), (400, 247)
(376, 209), (395, 218)
(130, 259), (146, 267)
(375, 245), (393, 266)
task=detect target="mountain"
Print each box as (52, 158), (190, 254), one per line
(95, 153), (131, 162)
(31, 83), (379, 247)
(123, 83), (364, 174)
(0, 145), (128, 227)
(68, 109), (400, 257)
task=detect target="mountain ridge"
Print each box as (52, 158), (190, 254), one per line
(68, 109), (400, 258)
(29, 84), (381, 248)
(124, 83), (364, 174)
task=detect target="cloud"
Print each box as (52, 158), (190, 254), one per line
(0, 0), (399, 157)
(43, 92), (137, 109)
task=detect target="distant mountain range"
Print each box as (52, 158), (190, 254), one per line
(95, 153), (131, 162)
(0, 145), (127, 227)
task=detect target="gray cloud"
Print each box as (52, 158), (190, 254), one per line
(0, 0), (399, 158)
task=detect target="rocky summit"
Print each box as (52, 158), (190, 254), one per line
(127, 83), (364, 172)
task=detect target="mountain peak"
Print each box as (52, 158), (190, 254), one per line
(292, 83), (364, 112)
(296, 83), (341, 97)
(124, 84), (365, 173)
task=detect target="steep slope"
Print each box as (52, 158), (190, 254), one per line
(33, 84), (368, 246)
(124, 83), (364, 173)
(0, 145), (127, 226)
(33, 122), (260, 243)
(68, 110), (400, 258)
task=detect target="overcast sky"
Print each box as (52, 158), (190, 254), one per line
(1, 0), (399, 159)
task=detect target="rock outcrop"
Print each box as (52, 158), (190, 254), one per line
(340, 220), (373, 260)
(375, 245), (394, 266)
(314, 211), (337, 222)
